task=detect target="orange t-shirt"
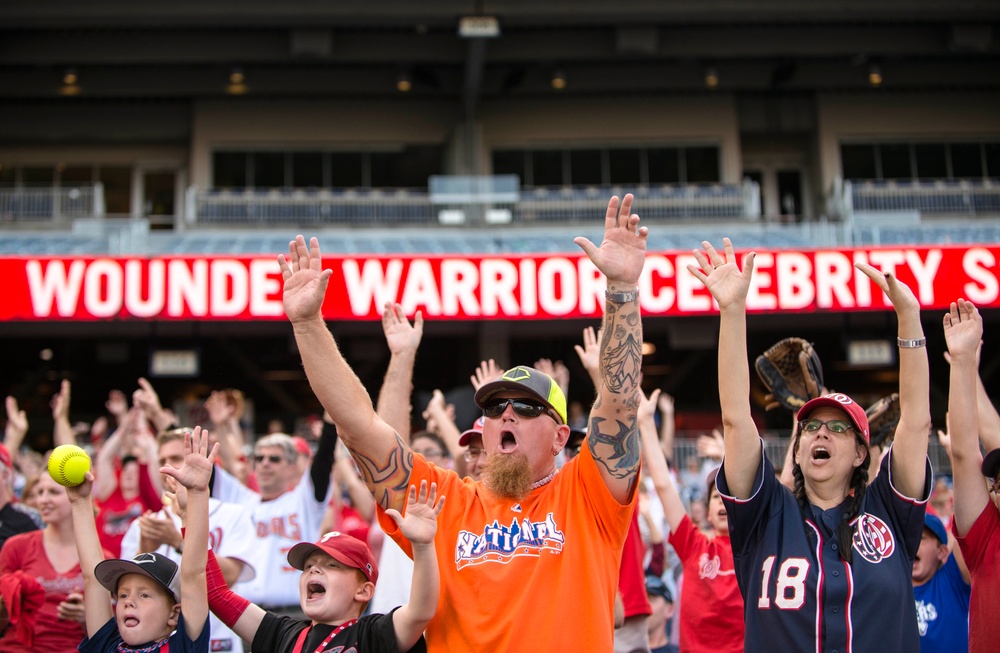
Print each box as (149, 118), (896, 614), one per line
(377, 445), (635, 652)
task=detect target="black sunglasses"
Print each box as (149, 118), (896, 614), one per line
(483, 398), (558, 422)
(254, 454), (285, 464)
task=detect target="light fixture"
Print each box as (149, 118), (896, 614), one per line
(641, 342), (657, 356)
(226, 66), (248, 95)
(396, 72), (412, 93)
(868, 64), (883, 87)
(62, 67), (78, 86)
(551, 68), (567, 90)
(704, 67), (719, 89)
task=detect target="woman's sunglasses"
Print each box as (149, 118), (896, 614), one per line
(483, 398), (559, 422)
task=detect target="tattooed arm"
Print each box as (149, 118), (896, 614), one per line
(574, 194), (648, 504)
(279, 236), (412, 513)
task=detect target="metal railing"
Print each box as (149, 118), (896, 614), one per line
(188, 179), (761, 227)
(0, 183), (104, 222)
(830, 178), (1000, 219)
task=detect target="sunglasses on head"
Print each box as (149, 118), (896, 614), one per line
(798, 419), (854, 434)
(483, 398), (559, 422)
(254, 454), (285, 464)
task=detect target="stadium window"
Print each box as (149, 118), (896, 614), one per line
(252, 152), (286, 188)
(647, 148), (680, 184)
(985, 143), (1000, 178)
(213, 152), (247, 189)
(950, 143), (983, 179)
(570, 149), (603, 185)
(22, 166), (54, 185)
(684, 147), (720, 183)
(61, 165), (94, 184)
(841, 144), (877, 180)
(329, 152), (364, 187)
(532, 150), (564, 186)
(878, 143), (912, 180)
(291, 152), (324, 188)
(99, 166), (132, 214)
(914, 144), (947, 179)
(370, 145), (442, 188)
(492, 150), (527, 183)
(609, 148), (642, 185)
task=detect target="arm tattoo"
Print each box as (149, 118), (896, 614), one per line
(587, 415), (641, 479)
(349, 431), (413, 510)
(600, 308), (642, 395)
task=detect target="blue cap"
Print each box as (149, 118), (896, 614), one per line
(923, 513), (948, 545)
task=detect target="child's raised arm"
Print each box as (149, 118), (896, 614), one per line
(160, 427), (218, 641)
(385, 481), (445, 650)
(67, 472), (114, 638)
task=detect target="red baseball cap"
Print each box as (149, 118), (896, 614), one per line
(291, 436), (313, 458)
(458, 416), (485, 447)
(0, 443), (11, 469)
(286, 531), (378, 584)
(797, 393), (870, 443)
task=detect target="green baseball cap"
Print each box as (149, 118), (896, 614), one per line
(474, 366), (567, 424)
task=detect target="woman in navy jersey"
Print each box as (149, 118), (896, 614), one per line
(689, 238), (934, 653)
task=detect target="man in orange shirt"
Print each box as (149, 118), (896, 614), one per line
(279, 193), (648, 651)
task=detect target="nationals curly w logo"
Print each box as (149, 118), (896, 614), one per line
(852, 513), (896, 563)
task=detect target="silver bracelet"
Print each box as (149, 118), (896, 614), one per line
(897, 337), (926, 349)
(605, 289), (638, 303)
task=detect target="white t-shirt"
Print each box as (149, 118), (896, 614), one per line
(213, 466), (332, 607)
(121, 497), (256, 653)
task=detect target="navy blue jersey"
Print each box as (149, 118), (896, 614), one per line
(717, 441), (931, 653)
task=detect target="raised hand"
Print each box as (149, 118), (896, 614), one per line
(160, 426), (218, 493)
(687, 238), (755, 310)
(470, 359), (503, 391)
(534, 358), (569, 396)
(5, 395), (27, 439)
(638, 388), (661, 425)
(105, 390), (128, 421)
(382, 301), (424, 356)
(943, 299), (982, 360)
(385, 480), (444, 546)
(855, 262), (920, 315)
(573, 326), (602, 381)
(278, 235), (333, 325)
(573, 194), (648, 286)
(133, 377), (164, 416)
(657, 392), (674, 417)
(51, 379), (71, 421)
(65, 471), (95, 503)
(204, 390), (236, 426)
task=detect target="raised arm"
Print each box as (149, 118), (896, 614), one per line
(942, 300), (986, 536)
(688, 238), (759, 499)
(973, 352), (1000, 453)
(67, 473), (114, 637)
(375, 302), (424, 442)
(573, 326), (603, 391)
(385, 481), (445, 651)
(133, 377), (177, 435)
(423, 390), (465, 472)
(856, 263), (930, 499)
(51, 380), (74, 448)
(574, 194), (648, 503)
(638, 388), (686, 532)
(280, 236), (410, 512)
(160, 427), (217, 641)
(4, 396), (28, 471)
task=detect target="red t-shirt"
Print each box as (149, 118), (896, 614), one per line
(94, 463), (162, 557)
(669, 514), (744, 653)
(620, 507), (653, 618)
(0, 530), (87, 653)
(952, 501), (1000, 653)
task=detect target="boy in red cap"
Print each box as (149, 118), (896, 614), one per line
(205, 480), (443, 653)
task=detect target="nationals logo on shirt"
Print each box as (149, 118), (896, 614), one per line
(852, 513), (896, 563)
(454, 512), (565, 569)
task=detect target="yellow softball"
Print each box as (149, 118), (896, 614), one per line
(48, 444), (91, 487)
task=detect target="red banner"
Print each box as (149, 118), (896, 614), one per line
(0, 245), (997, 321)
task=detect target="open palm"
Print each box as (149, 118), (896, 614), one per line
(574, 194), (648, 286)
(688, 238), (755, 310)
(943, 299), (982, 358)
(386, 480), (444, 546)
(278, 235), (333, 324)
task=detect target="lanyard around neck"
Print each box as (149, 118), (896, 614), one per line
(291, 619), (358, 653)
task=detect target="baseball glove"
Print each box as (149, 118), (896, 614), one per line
(866, 392), (900, 449)
(754, 337), (824, 411)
